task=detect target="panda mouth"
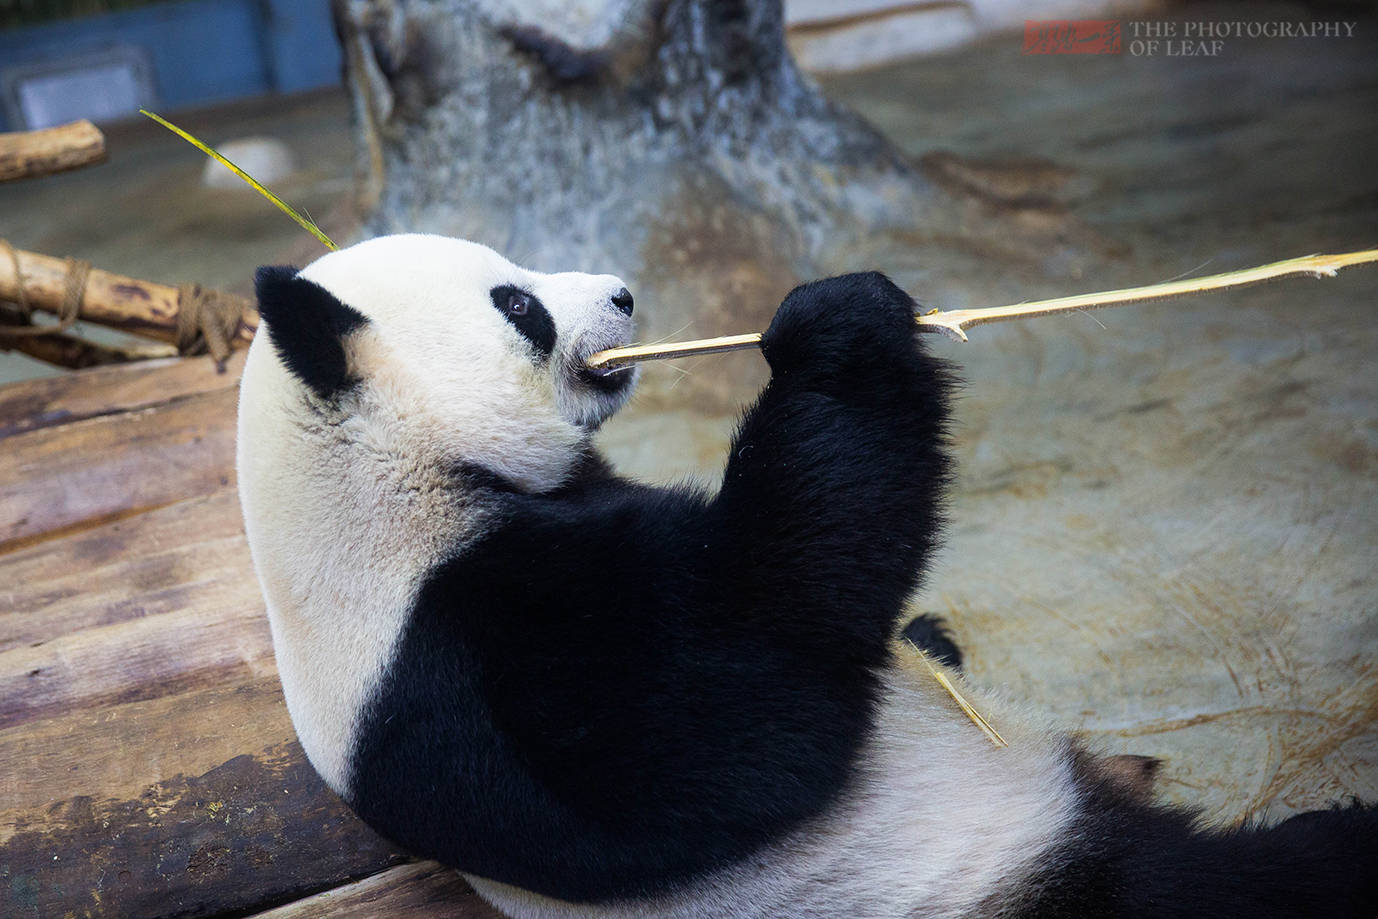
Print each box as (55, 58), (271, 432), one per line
(577, 362), (635, 393)
(572, 337), (636, 393)
(584, 363), (631, 378)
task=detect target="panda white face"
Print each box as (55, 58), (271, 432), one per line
(303, 233), (637, 425)
(247, 234), (639, 495)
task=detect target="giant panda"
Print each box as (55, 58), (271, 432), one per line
(237, 233), (1377, 918)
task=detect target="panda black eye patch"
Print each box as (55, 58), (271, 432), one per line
(490, 284), (556, 360)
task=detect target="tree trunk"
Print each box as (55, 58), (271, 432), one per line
(334, 0), (946, 408)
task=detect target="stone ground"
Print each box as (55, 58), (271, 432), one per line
(2, 0), (1375, 830)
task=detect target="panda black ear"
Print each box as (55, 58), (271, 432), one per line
(254, 266), (369, 398)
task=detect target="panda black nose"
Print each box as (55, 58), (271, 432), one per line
(611, 288), (634, 317)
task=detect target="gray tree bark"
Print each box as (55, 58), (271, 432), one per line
(334, 0), (953, 406)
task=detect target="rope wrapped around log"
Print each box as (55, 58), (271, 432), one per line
(0, 239), (88, 339)
(0, 239), (257, 369)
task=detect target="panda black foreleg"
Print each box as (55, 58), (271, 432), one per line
(710, 272), (954, 664)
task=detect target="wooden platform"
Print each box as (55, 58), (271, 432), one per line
(0, 354), (500, 917)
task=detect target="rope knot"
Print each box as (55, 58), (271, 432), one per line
(176, 283), (252, 368)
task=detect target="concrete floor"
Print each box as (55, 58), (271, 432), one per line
(2, 1), (1376, 825)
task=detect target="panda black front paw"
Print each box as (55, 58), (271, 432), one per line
(761, 272), (920, 382)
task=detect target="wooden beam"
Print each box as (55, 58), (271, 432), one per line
(0, 384), (238, 548)
(0, 120), (106, 182)
(0, 385), (410, 915)
(0, 489), (256, 655)
(0, 584), (273, 732)
(0, 305), (178, 368)
(2, 332), (177, 369)
(0, 244), (257, 345)
(0, 350), (243, 442)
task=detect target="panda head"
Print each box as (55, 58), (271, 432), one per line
(244, 234), (638, 492)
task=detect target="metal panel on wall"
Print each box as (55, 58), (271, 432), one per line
(0, 0), (341, 130)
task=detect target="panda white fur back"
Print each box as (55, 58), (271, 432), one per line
(469, 672), (1081, 919)
(237, 234), (1377, 918)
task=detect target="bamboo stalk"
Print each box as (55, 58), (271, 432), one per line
(586, 248), (1378, 368)
(0, 245), (257, 346)
(141, 110), (338, 251)
(0, 120), (106, 182)
(903, 639), (1008, 748)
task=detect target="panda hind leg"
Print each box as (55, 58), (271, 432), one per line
(901, 614), (964, 670)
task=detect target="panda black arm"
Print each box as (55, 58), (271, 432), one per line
(709, 272), (953, 663)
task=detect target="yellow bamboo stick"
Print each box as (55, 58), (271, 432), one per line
(586, 248), (1378, 368)
(904, 639), (1008, 748)
(141, 110), (339, 252)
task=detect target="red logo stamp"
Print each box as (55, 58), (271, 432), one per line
(1024, 20), (1123, 54)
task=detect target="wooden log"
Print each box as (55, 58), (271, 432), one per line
(0, 358), (456, 918)
(0, 350), (243, 442)
(0, 244), (257, 345)
(0, 502), (409, 917)
(249, 862), (497, 918)
(0, 382), (410, 915)
(0, 120), (106, 182)
(0, 488), (254, 654)
(0, 738), (408, 918)
(0, 677), (292, 814)
(0, 567), (272, 732)
(0, 311), (178, 369)
(0, 650), (410, 917)
(0, 608), (407, 917)
(2, 331), (177, 368)
(0, 384), (238, 548)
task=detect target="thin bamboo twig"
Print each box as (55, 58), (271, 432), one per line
(140, 110), (339, 252)
(585, 248), (1378, 368)
(903, 639), (1008, 748)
